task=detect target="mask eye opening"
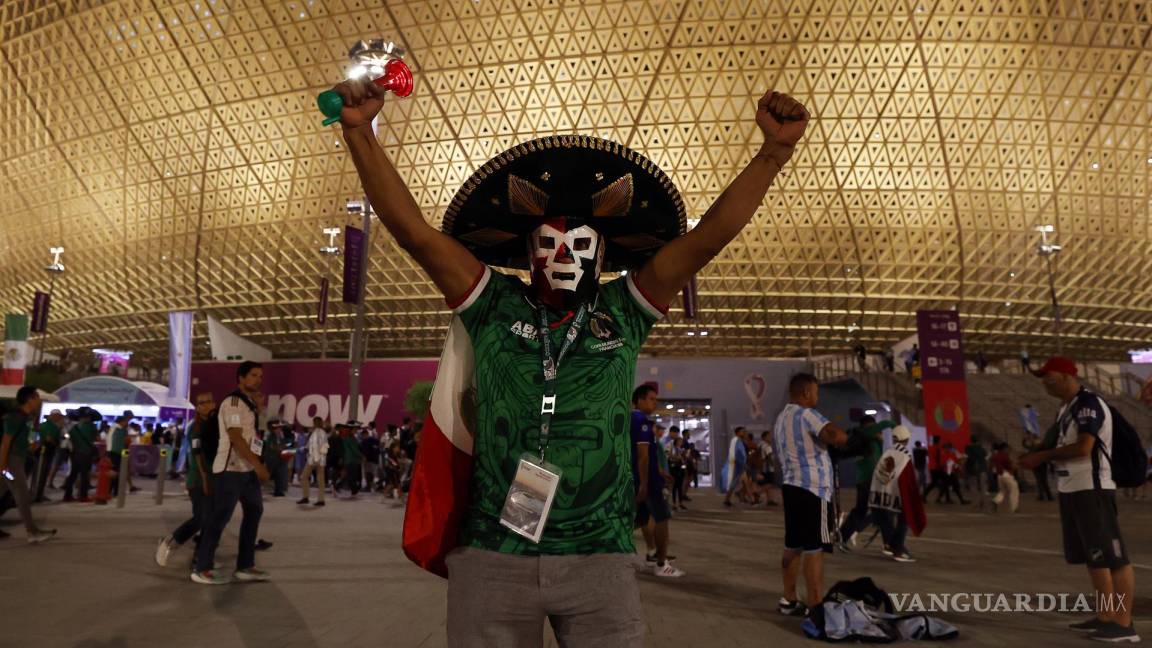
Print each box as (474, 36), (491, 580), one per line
(574, 237), (592, 251)
(537, 236), (556, 250)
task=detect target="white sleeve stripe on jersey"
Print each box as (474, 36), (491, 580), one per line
(626, 273), (666, 320)
(450, 265), (492, 314)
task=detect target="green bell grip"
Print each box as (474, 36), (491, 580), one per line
(317, 90), (345, 126)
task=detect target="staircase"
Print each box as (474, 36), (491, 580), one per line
(814, 356), (1152, 449)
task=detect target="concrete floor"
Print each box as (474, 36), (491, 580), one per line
(2, 479), (1150, 647)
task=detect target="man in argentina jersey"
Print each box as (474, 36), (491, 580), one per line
(772, 373), (848, 617)
(332, 72), (810, 646)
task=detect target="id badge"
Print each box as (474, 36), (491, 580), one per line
(499, 453), (563, 544)
(250, 437), (264, 456)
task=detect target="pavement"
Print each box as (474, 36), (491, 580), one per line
(2, 479), (1150, 647)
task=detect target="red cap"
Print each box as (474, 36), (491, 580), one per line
(1033, 356), (1078, 377)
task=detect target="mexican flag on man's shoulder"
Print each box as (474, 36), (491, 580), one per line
(2, 313), (29, 385)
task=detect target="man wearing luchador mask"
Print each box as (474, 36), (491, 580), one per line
(331, 75), (809, 646)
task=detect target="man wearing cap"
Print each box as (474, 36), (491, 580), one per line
(0, 386), (56, 543)
(332, 75), (808, 644)
(62, 408), (98, 502)
(1019, 357), (1138, 642)
(867, 425), (925, 563)
(32, 409), (65, 503)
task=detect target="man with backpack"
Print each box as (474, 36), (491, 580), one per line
(1019, 357), (1142, 643)
(191, 361), (271, 585)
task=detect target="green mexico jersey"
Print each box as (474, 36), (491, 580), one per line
(455, 267), (663, 555)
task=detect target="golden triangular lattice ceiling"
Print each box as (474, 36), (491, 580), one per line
(0, 0), (1150, 365)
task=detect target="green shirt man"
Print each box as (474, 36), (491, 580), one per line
(38, 419), (61, 447)
(854, 419), (898, 484)
(455, 270), (660, 556)
(185, 419), (208, 491)
(109, 424), (127, 454)
(2, 411), (32, 458)
(342, 434), (363, 464)
(71, 421), (96, 455)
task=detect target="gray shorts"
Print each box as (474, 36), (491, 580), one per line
(446, 546), (644, 648)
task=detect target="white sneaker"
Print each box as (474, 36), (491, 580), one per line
(653, 562), (686, 578)
(233, 568), (271, 582)
(28, 529), (56, 545)
(190, 569), (231, 585)
(155, 536), (176, 567)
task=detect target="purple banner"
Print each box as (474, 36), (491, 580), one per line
(31, 291), (50, 333)
(916, 310), (965, 381)
(342, 226), (365, 304)
(682, 275), (698, 319)
(317, 277), (330, 324)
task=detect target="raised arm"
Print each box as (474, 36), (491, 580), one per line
(633, 91), (810, 306)
(332, 79), (484, 303)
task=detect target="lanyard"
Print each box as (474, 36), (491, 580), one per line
(536, 302), (590, 461)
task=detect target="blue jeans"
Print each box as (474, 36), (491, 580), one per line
(194, 471), (263, 572)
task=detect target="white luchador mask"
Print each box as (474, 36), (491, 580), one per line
(528, 220), (605, 308)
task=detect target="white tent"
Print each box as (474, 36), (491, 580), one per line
(53, 376), (191, 420)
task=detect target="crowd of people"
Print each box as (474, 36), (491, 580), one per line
(753, 358), (1142, 643)
(0, 363), (424, 555)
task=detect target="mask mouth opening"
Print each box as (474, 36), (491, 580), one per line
(551, 271), (577, 281)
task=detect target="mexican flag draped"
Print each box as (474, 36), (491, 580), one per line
(2, 313), (29, 385)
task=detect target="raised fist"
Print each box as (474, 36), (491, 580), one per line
(330, 78), (389, 129)
(756, 91), (810, 151)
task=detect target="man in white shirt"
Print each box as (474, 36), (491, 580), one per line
(298, 417), (329, 506)
(191, 361), (271, 585)
(1019, 357), (1137, 643)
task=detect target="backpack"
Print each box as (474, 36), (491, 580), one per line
(201, 390), (259, 470)
(1094, 405), (1149, 489)
(199, 411), (221, 470)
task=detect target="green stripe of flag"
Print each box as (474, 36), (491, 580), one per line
(4, 313), (28, 341)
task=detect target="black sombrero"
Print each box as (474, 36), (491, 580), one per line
(442, 135), (686, 272)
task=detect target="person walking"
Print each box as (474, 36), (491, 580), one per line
(339, 422), (364, 497)
(723, 427), (749, 507)
(298, 417), (328, 506)
(192, 361), (271, 585)
(912, 441), (928, 493)
(631, 385), (683, 577)
(155, 392), (216, 567)
(32, 409), (65, 503)
(62, 408), (97, 502)
(106, 411), (134, 497)
(838, 416), (896, 549)
(0, 386), (56, 543)
(261, 420), (287, 497)
(668, 436), (688, 511)
(990, 442), (1019, 514)
(964, 436), (989, 511)
(867, 425), (926, 562)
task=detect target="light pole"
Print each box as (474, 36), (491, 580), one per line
(37, 247), (65, 365)
(345, 200), (371, 423)
(339, 38), (405, 423)
(318, 227), (341, 359)
(1035, 225), (1064, 354)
